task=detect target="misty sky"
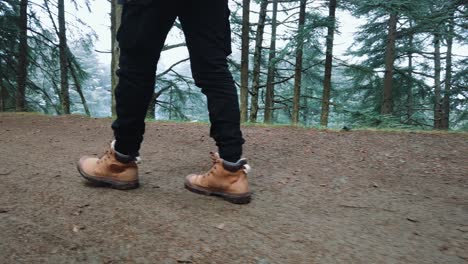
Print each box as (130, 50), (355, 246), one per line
(75, 1), (364, 74)
(73, 1), (466, 77)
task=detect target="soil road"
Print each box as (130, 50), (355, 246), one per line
(1, 113), (467, 263)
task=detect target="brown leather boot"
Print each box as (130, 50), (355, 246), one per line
(77, 141), (139, 190)
(185, 152), (251, 204)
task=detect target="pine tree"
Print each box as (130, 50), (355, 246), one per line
(249, 0), (268, 123)
(264, 0), (279, 124)
(58, 0), (70, 114)
(239, 0), (250, 123)
(16, 0), (28, 111)
(291, 0), (307, 125)
(320, 0), (337, 127)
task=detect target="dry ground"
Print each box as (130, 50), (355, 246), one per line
(0, 113), (467, 264)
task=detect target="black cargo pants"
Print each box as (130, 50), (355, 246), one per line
(111, 0), (245, 162)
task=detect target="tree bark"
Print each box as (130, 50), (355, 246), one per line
(291, 0), (306, 125)
(240, 0), (250, 123)
(58, 0), (69, 114)
(442, 8), (454, 130)
(146, 84), (172, 119)
(264, 0), (278, 124)
(147, 93), (157, 119)
(111, 0), (122, 116)
(249, 0), (268, 123)
(406, 24), (414, 123)
(381, 12), (397, 115)
(68, 58), (90, 116)
(0, 79), (5, 112)
(168, 86), (173, 120)
(319, 0), (336, 127)
(16, 0), (28, 112)
(433, 33), (442, 129)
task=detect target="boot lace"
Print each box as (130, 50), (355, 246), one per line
(96, 146), (112, 164)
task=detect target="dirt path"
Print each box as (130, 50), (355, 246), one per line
(0, 113), (467, 264)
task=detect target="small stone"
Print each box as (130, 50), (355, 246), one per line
(69, 245), (79, 251)
(216, 223), (225, 230)
(72, 225), (85, 233)
(71, 210), (82, 216)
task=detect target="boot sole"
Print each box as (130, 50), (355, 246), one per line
(184, 180), (251, 204)
(77, 164), (139, 190)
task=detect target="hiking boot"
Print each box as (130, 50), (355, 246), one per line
(184, 152), (252, 204)
(77, 141), (139, 190)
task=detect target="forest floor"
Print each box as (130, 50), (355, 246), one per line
(0, 113), (467, 264)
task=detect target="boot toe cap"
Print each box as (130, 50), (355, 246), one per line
(78, 156), (98, 176)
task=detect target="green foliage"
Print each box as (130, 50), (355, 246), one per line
(1, 0), (466, 131)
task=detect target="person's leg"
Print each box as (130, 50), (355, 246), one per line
(178, 0), (245, 162)
(78, 1), (177, 189)
(112, 1), (177, 157)
(180, 0), (251, 204)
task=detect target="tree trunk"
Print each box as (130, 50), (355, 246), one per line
(249, 0), (268, 123)
(16, 0), (28, 112)
(442, 9), (454, 130)
(381, 12), (397, 115)
(291, 0), (306, 125)
(111, 0), (122, 116)
(319, 0), (336, 127)
(406, 21), (414, 123)
(147, 93), (157, 119)
(58, 0), (69, 114)
(240, 0), (250, 123)
(0, 80), (5, 112)
(264, 0), (278, 124)
(302, 93), (308, 125)
(146, 84), (172, 119)
(69, 59), (90, 116)
(433, 33), (442, 129)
